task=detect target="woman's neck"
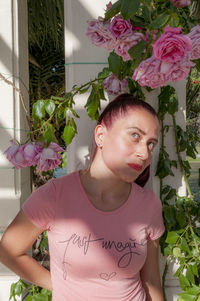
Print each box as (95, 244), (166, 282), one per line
(79, 160), (132, 211)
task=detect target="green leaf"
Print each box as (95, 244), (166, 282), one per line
(173, 247), (182, 258)
(34, 293), (49, 301)
(180, 237), (190, 253)
(45, 99), (56, 116)
(163, 206), (177, 227)
(26, 296), (33, 301)
(104, 0), (121, 20)
(166, 231), (180, 244)
(14, 281), (23, 296)
(169, 13), (180, 27)
(176, 210), (186, 228)
(32, 100), (46, 120)
(120, 0), (140, 19)
(70, 108), (80, 118)
(178, 274), (190, 291)
(43, 124), (56, 145)
(168, 96), (179, 115)
(190, 263), (199, 277)
(128, 40), (146, 61)
(178, 293), (197, 301)
(85, 84), (100, 120)
(98, 67), (110, 81)
(150, 12), (170, 29)
(164, 188), (176, 201)
(108, 52), (123, 76)
(62, 123), (75, 146)
(186, 266), (195, 284)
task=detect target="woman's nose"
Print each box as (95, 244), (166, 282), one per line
(136, 144), (149, 160)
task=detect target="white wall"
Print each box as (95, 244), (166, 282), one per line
(0, 1), (30, 300)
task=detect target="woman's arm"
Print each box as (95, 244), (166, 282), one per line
(140, 239), (163, 301)
(0, 210), (52, 291)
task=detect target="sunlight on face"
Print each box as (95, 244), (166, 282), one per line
(99, 108), (160, 183)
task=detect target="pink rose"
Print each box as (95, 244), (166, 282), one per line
(187, 25), (200, 60)
(86, 17), (116, 51)
(110, 15), (132, 38)
(4, 141), (28, 169)
(170, 0), (191, 8)
(163, 54), (195, 82)
(102, 74), (128, 95)
(115, 32), (145, 61)
(35, 142), (65, 172)
(153, 26), (192, 63)
(22, 143), (42, 166)
(132, 56), (166, 89)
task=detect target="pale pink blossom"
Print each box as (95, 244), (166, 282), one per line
(170, 0), (191, 8)
(132, 56), (167, 89)
(35, 142), (65, 172)
(102, 74), (128, 95)
(4, 141), (28, 169)
(86, 17), (116, 51)
(110, 15), (132, 38)
(153, 26), (192, 63)
(115, 32), (145, 61)
(187, 25), (200, 60)
(22, 143), (42, 166)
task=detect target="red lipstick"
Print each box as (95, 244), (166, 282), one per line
(128, 163), (142, 171)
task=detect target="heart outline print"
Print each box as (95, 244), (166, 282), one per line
(99, 272), (117, 281)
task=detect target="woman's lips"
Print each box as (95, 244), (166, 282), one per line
(128, 163), (143, 171)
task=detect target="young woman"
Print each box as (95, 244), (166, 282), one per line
(0, 93), (165, 301)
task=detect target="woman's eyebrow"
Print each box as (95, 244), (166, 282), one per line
(128, 127), (158, 143)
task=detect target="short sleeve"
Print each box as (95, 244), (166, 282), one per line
(147, 192), (165, 240)
(22, 179), (57, 231)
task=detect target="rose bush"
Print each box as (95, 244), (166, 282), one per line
(170, 0), (191, 8)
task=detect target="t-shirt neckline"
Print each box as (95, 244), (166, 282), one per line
(76, 170), (135, 215)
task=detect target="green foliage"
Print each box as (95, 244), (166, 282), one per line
(157, 86), (200, 301)
(10, 279), (52, 301)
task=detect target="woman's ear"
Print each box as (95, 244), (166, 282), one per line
(94, 124), (106, 147)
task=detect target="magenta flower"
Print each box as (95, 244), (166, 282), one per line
(132, 56), (166, 89)
(110, 15), (132, 38)
(170, 0), (191, 8)
(152, 26), (192, 63)
(4, 141), (28, 169)
(102, 74), (128, 95)
(115, 32), (145, 61)
(86, 17), (116, 51)
(187, 25), (200, 60)
(35, 142), (65, 172)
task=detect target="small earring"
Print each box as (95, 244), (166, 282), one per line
(97, 143), (102, 147)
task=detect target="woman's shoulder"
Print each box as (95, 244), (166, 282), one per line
(51, 170), (79, 190)
(133, 182), (162, 205)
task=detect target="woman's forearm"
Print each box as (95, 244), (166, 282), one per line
(0, 243), (52, 291)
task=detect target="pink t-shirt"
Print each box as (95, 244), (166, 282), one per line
(22, 170), (165, 301)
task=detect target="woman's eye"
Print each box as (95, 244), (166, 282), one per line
(148, 142), (155, 151)
(132, 133), (139, 139)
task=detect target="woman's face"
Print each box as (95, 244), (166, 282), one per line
(97, 107), (160, 183)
